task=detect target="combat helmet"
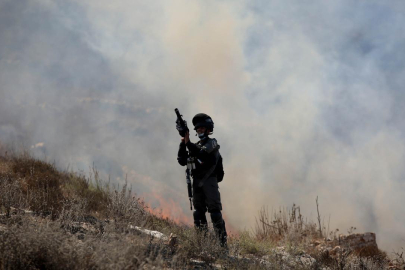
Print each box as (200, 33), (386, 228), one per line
(192, 113), (214, 133)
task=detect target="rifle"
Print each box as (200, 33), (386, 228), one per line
(185, 168), (193, 210)
(175, 108), (193, 210)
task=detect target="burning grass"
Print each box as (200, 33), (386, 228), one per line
(0, 152), (231, 269)
(0, 151), (398, 269)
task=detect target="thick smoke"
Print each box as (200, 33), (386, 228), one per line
(1, 0), (405, 250)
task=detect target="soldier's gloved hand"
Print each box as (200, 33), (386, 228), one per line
(176, 120), (187, 132)
(176, 122), (183, 132)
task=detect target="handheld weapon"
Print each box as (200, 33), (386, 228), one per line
(175, 108), (189, 137)
(175, 108), (193, 210)
(185, 168), (193, 210)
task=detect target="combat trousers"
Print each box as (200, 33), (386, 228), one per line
(192, 176), (222, 213)
(192, 176), (227, 246)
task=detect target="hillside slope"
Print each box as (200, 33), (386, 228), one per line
(0, 153), (402, 269)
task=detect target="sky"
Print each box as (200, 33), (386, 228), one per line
(1, 0), (405, 250)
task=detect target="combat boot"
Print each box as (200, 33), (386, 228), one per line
(210, 211), (228, 247)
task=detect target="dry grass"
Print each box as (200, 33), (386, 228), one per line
(0, 153), (233, 269)
(254, 204), (319, 244)
(233, 204), (391, 269)
(0, 152), (397, 269)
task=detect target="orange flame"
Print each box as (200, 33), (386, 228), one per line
(143, 191), (193, 226)
(142, 191), (241, 237)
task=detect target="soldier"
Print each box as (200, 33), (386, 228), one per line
(177, 113), (227, 246)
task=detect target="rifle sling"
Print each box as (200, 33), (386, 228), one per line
(197, 150), (220, 188)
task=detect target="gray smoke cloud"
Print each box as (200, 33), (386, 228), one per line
(1, 0), (405, 250)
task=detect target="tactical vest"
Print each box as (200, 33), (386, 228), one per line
(195, 138), (224, 184)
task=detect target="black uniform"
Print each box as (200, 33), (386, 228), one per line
(177, 137), (227, 245)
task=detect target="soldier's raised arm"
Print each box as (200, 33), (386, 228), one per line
(177, 135), (189, 166)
